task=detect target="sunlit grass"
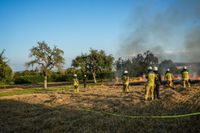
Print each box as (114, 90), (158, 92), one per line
(0, 81), (110, 97)
(0, 85), (72, 97)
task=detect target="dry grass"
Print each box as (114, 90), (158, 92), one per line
(0, 84), (200, 133)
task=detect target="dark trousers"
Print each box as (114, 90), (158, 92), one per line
(84, 80), (86, 88)
(154, 85), (160, 99)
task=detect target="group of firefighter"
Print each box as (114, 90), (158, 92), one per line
(72, 66), (191, 99)
(122, 66), (191, 100)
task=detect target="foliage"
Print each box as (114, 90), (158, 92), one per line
(72, 49), (114, 83)
(14, 70), (68, 84)
(14, 75), (43, 84)
(14, 70), (42, 84)
(159, 60), (178, 74)
(96, 71), (115, 80)
(115, 50), (159, 77)
(26, 42), (65, 88)
(0, 49), (13, 84)
(48, 71), (67, 82)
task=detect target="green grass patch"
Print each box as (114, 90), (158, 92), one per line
(0, 84), (14, 87)
(0, 85), (72, 97)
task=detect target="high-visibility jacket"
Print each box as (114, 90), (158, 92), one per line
(147, 72), (156, 85)
(122, 75), (129, 86)
(73, 78), (79, 86)
(182, 71), (189, 80)
(165, 72), (173, 81)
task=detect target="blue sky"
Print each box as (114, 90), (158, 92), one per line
(0, 0), (137, 71)
(1, 0), (199, 71)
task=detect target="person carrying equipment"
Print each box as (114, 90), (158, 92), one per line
(145, 66), (156, 100)
(181, 66), (191, 88)
(73, 74), (79, 93)
(153, 66), (162, 99)
(122, 70), (129, 93)
(165, 68), (174, 88)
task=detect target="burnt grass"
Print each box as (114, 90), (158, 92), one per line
(0, 84), (200, 133)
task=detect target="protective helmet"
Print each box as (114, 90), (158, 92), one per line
(166, 68), (170, 72)
(183, 66), (187, 70)
(124, 70), (128, 74)
(74, 74), (77, 77)
(153, 66), (158, 71)
(148, 66), (153, 70)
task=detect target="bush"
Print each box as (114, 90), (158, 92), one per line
(97, 72), (115, 80)
(48, 73), (68, 82)
(14, 75), (44, 84)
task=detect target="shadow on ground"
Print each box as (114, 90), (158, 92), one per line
(0, 91), (200, 133)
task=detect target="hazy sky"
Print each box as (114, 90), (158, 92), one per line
(1, 0), (199, 71)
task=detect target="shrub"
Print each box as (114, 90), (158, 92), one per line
(14, 75), (43, 84)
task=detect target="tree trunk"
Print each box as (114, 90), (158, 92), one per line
(44, 75), (47, 89)
(92, 72), (97, 83)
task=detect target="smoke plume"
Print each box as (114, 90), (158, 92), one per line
(118, 0), (200, 62)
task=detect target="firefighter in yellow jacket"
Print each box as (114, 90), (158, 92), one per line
(122, 70), (129, 93)
(73, 74), (79, 93)
(181, 66), (190, 88)
(165, 68), (174, 88)
(145, 66), (156, 100)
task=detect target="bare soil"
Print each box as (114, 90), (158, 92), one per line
(0, 84), (200, 133)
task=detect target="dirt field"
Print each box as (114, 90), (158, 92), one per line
(0, 84), (200, 133)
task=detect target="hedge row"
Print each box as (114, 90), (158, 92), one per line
(13, 72), (114, 84)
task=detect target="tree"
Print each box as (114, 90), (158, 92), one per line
(72, 49), (114, 83)
(115, 50), (159, 77)
(144, 50), (159, 67)
(72, 54), (88, 75)
(0, 49), (13, 84)
(26, 41), (65, 88)
(159, 60), (178, 74)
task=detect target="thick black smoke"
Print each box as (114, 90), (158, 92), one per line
(118, 0), (200, 62)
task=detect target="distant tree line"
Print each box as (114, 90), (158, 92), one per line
(115, 50), (178, 77)
(1, 41), (179, 87)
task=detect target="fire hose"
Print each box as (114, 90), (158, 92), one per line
(78, 107), (200, 119)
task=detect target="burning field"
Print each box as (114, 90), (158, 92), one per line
(0, 83), (200, 133)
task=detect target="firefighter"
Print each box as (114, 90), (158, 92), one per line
(153, 66), (162, 99)
(73, 74), (79, 93)
(165, 68), (174, 88)
(145, 66), (153, 85)
(83, 74), (87, 88)
(122, 70), (129, 93)
(145, 66), (156, 100)
(181, 66), (191, 88)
